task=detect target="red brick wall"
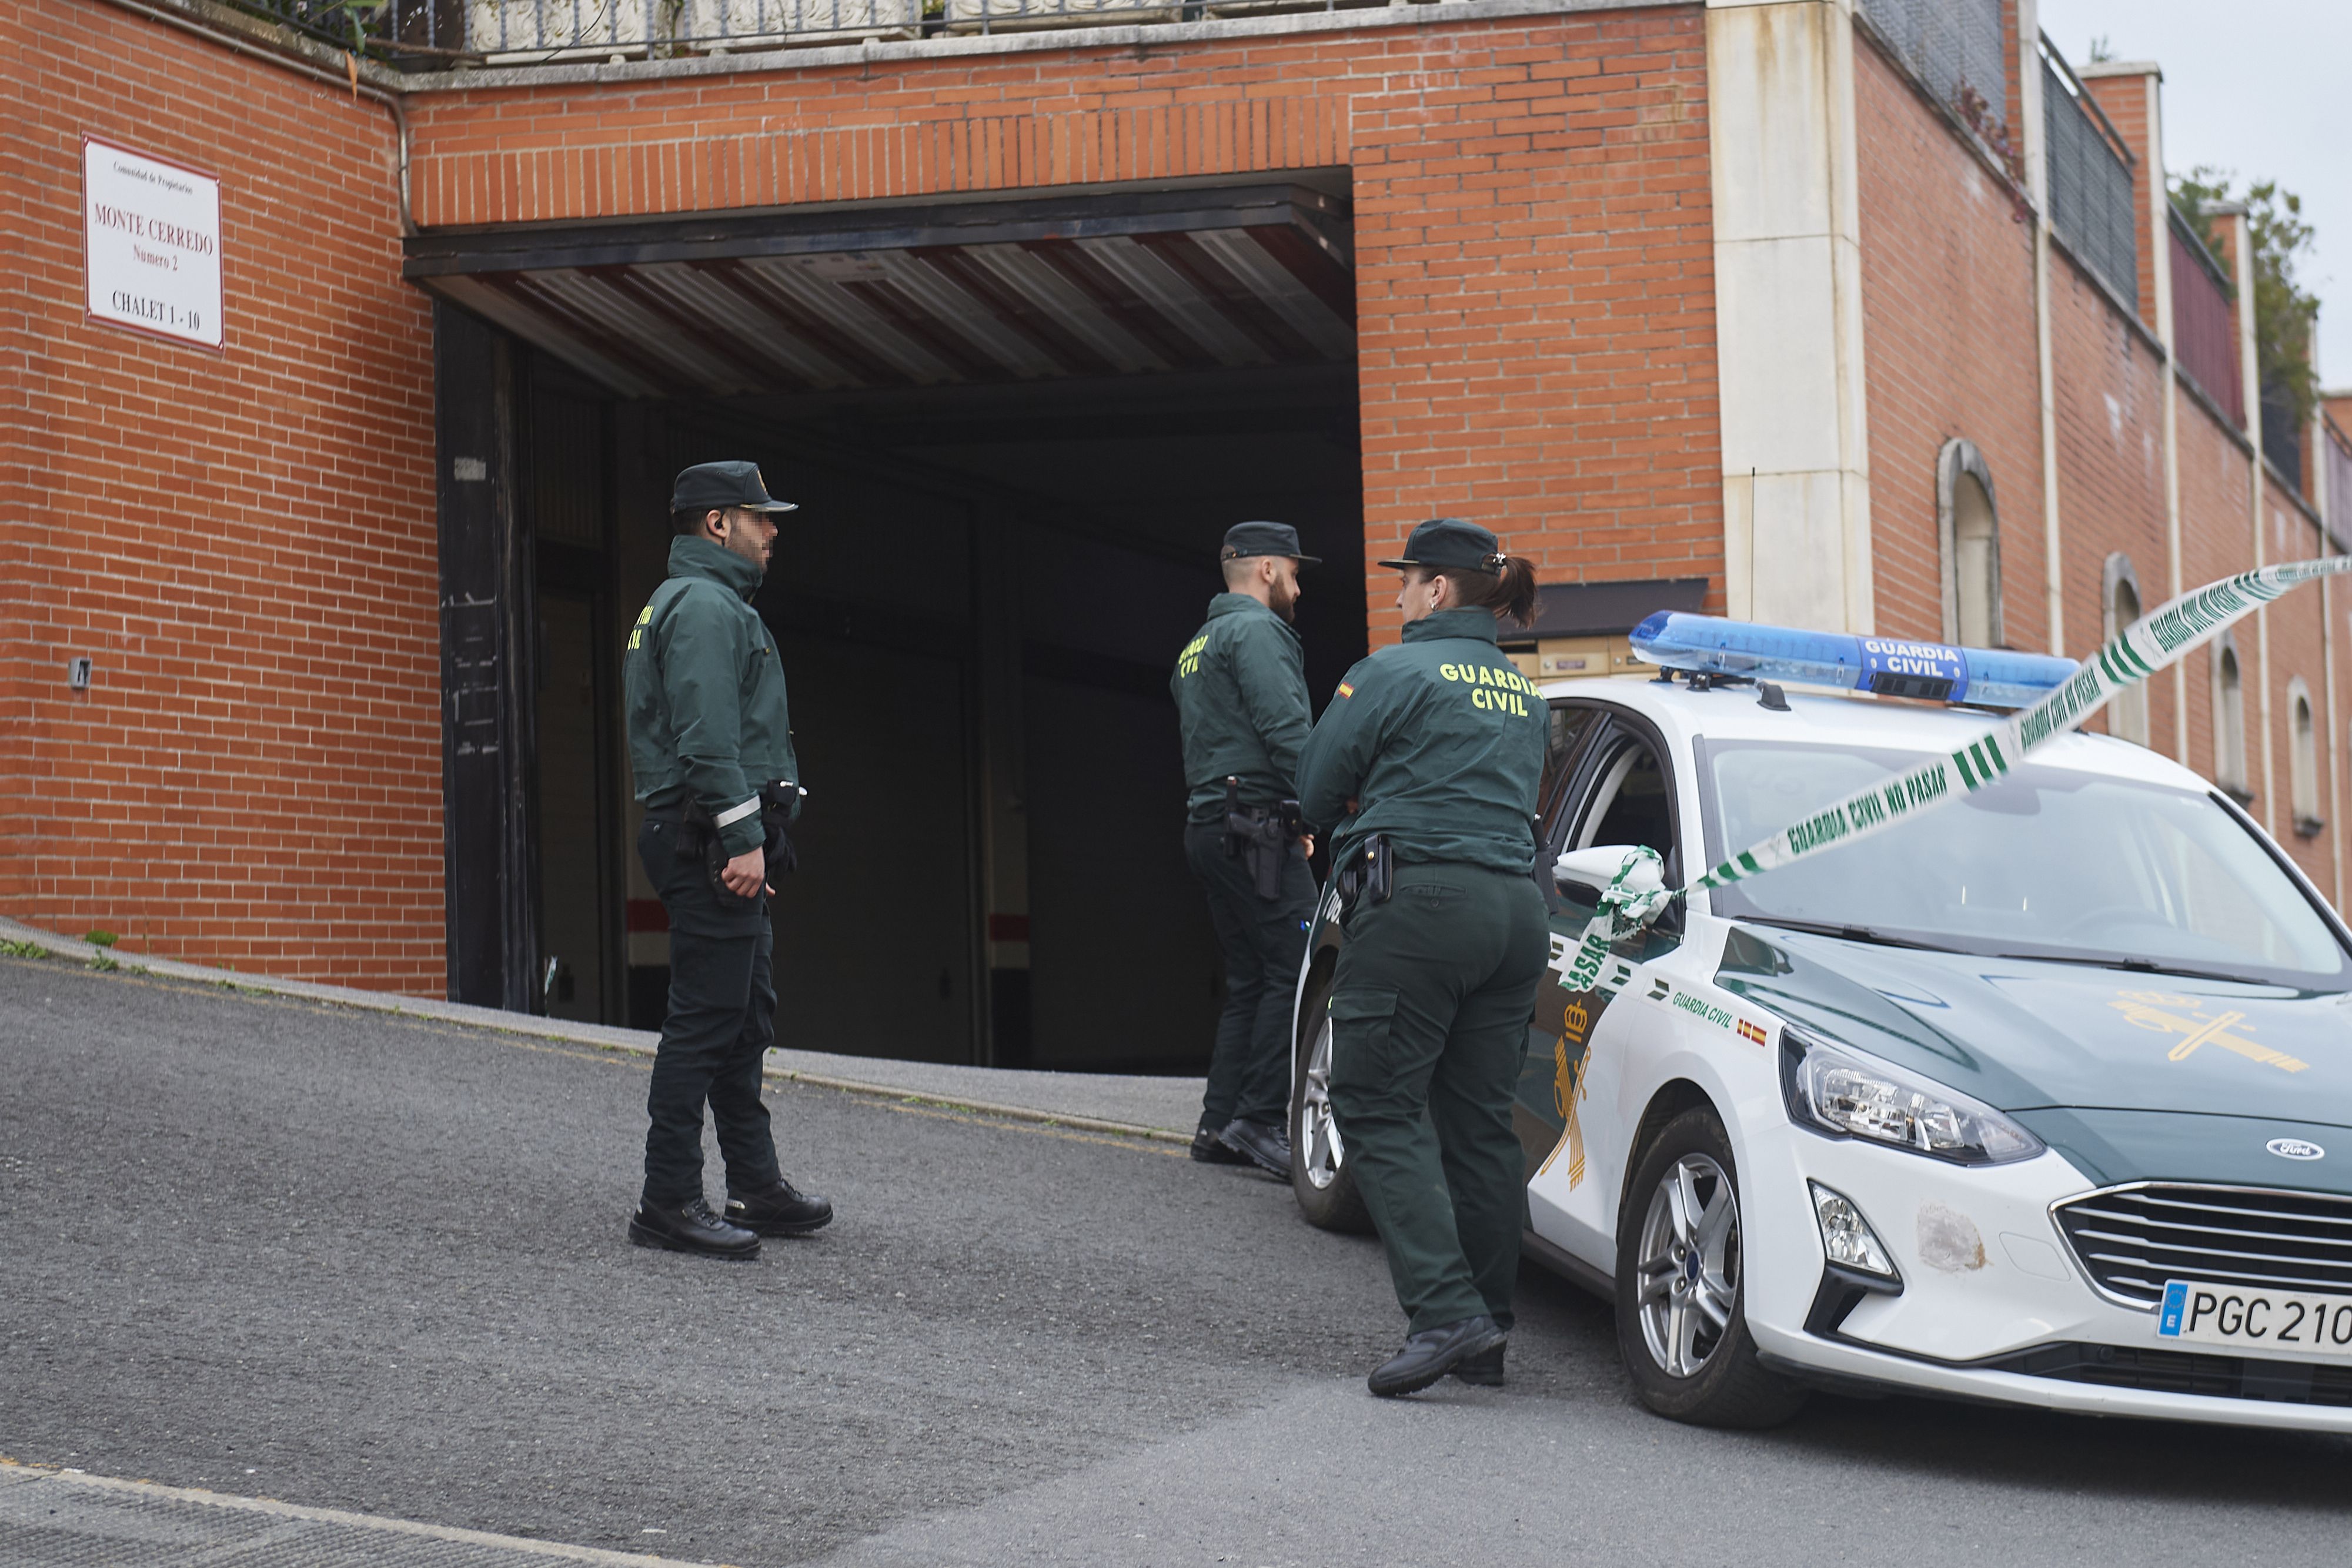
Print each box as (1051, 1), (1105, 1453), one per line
(1852, 36), (2043, 648)
(2174, 386), (2254, 783)
(2257, 476), (2335, 888)
(0, 0), (440, 987)
(2080, 71), (2159, 339)
(2045, 254), (2171, 741)
(1854, 29), (2352, 901)
(401, 5), (1722, 644)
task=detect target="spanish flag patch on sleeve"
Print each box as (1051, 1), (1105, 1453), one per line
(1336, 681), (1355, 699)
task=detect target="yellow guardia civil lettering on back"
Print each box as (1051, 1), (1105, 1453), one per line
(1466, 675), (1529, 716)
(1441, 658), (1531, 713)
(1176, 634), (1209, 679)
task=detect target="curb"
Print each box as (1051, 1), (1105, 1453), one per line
(0, 917), (1190, 1146)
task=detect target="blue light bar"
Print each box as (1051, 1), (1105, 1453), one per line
(1629, 612), (2078, 709)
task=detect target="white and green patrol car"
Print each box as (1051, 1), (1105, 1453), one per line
(1289, 622), (2352, 1430)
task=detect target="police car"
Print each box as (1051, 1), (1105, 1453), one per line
(1289, 616), (2352, 1430)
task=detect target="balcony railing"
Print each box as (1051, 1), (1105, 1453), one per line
(2168, 206), (2241, 425)
(235, 0), (1400, 62)
(1855, 0), (2007, 128)
(2262, 386), (2304, 495)
(2327, 422), (2352, 540)
(2041, 39), (2138, 313)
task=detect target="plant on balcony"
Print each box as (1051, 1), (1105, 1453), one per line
(2171, 167), (2321, 431)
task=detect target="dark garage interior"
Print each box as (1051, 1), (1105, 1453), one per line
(420, 177), (1365, 1074)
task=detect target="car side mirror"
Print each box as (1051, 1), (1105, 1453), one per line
(1553, 844), (1664, 913)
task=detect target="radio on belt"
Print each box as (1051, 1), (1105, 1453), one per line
(1629, 612), (2078, 709)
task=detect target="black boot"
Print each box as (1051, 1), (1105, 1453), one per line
(1368, 1315), (1508, 1398)
(629, 1196), (760, 1259)
(1191, 1121), (1254, 1165)
(1219, 1117), (1292, 1178)
(1450, 1342), (1505, 1387)
(726, 1178), (833, 1237)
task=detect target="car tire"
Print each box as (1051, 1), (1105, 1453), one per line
(1289, 979), (1373, 1235)
(1614, 1105), (1806, 1428)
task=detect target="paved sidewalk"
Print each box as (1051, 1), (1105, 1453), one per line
(0, 917), (1205, 1141)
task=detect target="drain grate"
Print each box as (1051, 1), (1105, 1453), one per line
(0, 1467), (705, 1568)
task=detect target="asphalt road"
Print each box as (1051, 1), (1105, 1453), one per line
(5, 954), (2352, 1567)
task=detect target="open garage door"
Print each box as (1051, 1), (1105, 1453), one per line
(407, 182), (1354, 399)
(413, 176), (1363, 1073)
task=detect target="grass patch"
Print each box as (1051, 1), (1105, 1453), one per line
(83, 930), (119, 948)
(88, 955), (119, 972)
(0, 940), (48, 960)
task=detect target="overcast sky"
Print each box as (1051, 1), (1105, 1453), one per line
(2037, 0), (2348, 386)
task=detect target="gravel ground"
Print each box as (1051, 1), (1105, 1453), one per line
(5, 954), (2351, 1567)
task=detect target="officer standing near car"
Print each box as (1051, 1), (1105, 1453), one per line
(1172, 521), (1320, 1176)
(1295, 518), (1548, 1395)
(622, 461), (833, 1259)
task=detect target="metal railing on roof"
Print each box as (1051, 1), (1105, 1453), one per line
(2040, 36), (2138, 313)
(2262, 387), (2305, 494)
(231, 0), (1394, 62)
(2169, 205), (2241, 424)
(1855, 0), (2007, 128)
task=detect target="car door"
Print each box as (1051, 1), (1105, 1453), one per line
(1513, 705), (1686, 1273)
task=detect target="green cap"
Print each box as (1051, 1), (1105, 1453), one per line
(1220, 520), (1319, 568)
(671, 460), (797, 514)
(1376, 517), (1504, 574)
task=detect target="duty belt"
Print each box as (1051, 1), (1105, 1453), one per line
(653, 783), (800, 897)
(1334, 834), (1392, 912)
(1221, 775), (1304, 901)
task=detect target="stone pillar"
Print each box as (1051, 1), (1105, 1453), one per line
(1706, 0), (1874, 633)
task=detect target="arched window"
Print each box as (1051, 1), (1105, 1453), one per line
(2288, 677), (2321, 835)
(1937, 439), (2004, 647)
(2212, 633), (2249, 797)
(2103, 554), (2148, 747)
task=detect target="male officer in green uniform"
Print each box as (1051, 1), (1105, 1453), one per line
(1296, 517), (1549, 1395)
(1171, 521), (1319, 1176)
(622, 461), (833, 1259)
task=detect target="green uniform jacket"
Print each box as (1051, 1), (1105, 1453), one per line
(1295, 608), (1548, 874)
(1171, 593), (1312, 824)
(624, 536), (800, 857)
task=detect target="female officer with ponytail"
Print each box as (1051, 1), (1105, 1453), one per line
(1295, 517), (1549, 1397)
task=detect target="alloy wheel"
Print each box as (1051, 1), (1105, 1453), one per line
(1299, 1015), (1346, 1191)
(1633, 1152), (1742, 1379)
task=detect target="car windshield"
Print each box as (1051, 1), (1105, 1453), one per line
(1696, 738), (2352, 988)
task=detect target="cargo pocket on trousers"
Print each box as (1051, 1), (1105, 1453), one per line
(1326, 987), (1400, 1101)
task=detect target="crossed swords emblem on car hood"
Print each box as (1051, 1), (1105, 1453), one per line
(2107, 991), (2311, 1075)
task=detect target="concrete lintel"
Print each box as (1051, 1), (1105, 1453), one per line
(392, 0), (1658, 95)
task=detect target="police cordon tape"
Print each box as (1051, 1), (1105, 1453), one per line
(1558, 555), (2352, 995)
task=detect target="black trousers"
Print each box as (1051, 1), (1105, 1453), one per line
(1328, 862), (1548, 1333)
(637, 816), (783, 1207)
(1185, 820), (1316, 1130)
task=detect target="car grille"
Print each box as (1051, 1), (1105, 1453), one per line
(2052, 1183), (2352, 1308)
(1984, 1342), (2352, 1407)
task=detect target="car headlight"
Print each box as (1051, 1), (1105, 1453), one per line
(1780, 1028), (2043, 1165)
